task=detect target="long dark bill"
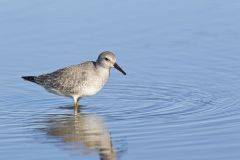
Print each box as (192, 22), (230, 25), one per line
(114, 63), (126, 75)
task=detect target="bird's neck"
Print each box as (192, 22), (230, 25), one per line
(96, 63), (111, 76)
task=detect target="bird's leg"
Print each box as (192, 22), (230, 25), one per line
(74, 101), (79, 109)
(73, 96), (79, 110)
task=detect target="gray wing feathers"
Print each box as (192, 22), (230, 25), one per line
(35, 62), (95, 94)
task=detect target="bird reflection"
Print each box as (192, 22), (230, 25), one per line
(46, 107), (117, 160)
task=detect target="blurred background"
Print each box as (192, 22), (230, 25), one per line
(0, 0), (240, 160)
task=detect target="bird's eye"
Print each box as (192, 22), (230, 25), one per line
(105, 58), (110, 61)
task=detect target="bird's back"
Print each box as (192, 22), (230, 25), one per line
(27, 61), (92, 95)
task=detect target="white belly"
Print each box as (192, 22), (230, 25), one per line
(80, 75), (109, 97)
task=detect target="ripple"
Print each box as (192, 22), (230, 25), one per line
(2, 80), (240, 159)
(86, 81), (240, 151)
(91, 82), (215, 119)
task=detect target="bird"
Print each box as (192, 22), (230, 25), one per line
(22, 51), (126, 109)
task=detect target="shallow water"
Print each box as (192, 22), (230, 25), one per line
(1, 0), (240, 160)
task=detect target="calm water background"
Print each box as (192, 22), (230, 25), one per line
(1, 0), (240, 160)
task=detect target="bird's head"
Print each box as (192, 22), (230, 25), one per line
(97, 51), (126, 75)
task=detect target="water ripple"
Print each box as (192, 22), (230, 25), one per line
(86, 81), (240, 152)
(93, 82), (215, 119)
(1, 81), (240, 159)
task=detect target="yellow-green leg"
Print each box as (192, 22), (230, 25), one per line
(73, 96), (79, 110)
(74, 101), (79, 109)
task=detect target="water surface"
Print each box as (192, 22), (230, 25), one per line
(1, 0), (240, 160)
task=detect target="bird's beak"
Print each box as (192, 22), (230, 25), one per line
(114, 63), (126, 75)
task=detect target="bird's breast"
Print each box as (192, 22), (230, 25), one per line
(80, 73), (109, 97)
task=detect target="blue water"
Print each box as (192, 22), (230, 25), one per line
(1, 0), (240, 160)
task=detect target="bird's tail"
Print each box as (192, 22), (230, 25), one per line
(22, 76), (37, 83)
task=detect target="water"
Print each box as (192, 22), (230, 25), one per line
(1, 0), (240, 159)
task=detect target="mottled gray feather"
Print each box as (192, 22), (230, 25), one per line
(22, 51), (126, 103)
(35, 61), (96, 95)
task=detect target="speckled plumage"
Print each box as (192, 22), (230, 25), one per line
(35, 61), (108, 97)
(22, 51), (126, 108)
